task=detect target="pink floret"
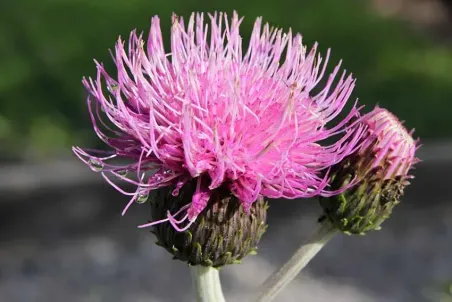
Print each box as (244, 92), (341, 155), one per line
(73, 12), (364, 230)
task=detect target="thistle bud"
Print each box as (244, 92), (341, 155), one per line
(320, 107), (419, 234)
(150, 179), (268, 268)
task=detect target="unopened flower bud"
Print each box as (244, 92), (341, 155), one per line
(150, 178), (268, 267)
(320, 107), (419, 234)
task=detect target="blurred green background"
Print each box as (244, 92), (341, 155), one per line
(1, 0), (451, 159)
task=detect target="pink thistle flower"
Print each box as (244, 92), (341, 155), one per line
(320, 106), (420, 234)
(73, 12), (364, 231)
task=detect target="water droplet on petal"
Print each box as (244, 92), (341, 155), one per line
(136, 192), (149, 204)
(88, 158), (103, 172)
(116, 170), (128, 177)
(172, 180), (185, 196)
(108, 83), (118, 92)
(154, 174), (164, 182)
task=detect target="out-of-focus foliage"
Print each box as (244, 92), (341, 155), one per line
(1, 0), (451, 158)
(424, 281), (452, 302)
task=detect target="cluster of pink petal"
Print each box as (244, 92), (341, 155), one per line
(358, 107), (420, 179)
(73, 12), (364, 231)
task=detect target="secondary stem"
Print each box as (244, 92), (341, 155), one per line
(191, 265), (226, 302)
(254, 220), (338, 302)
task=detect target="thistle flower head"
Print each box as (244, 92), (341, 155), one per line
(151, 180), (268, 267)
(320, 106), (420, 234)
(73, 12), (363, 232)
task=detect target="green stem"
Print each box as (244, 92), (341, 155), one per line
(191, 266), (226, 302)
(254, 221), (338, 302)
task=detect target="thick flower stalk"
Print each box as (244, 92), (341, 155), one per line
(73, 11), (362, 233)
(320, 106), (420, 234)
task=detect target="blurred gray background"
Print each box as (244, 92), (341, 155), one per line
(1, 0), (452, 301)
